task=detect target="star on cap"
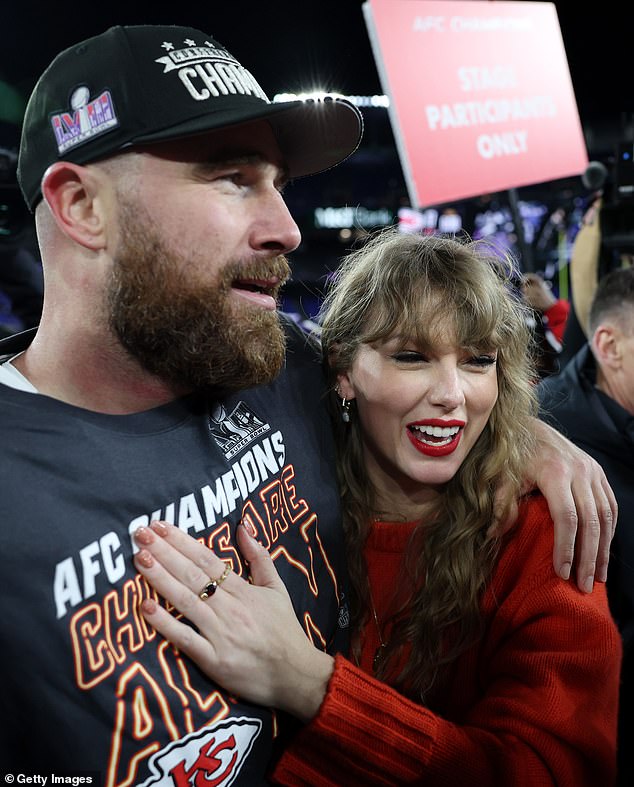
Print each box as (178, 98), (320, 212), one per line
(184, 39), (196, 46)
(161, 41), (174, 51)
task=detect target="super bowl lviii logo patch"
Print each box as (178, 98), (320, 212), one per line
(50, 86), (118, 154)
(209, 402), (271, 460)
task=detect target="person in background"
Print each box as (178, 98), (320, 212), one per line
(0, 244), (44, 334)
(133, 230), (621, 786)
(538, 266), (634, 787)
(0, 145), (43, 335)
(521, 272), (570, 344)
(521, 271), (570, 378)
(559, 195), (604, 364)
(560, 193), (633, 366)
(568, 197), (603, 340)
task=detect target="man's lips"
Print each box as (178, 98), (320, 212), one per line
(233, 275), (282, 294)
(231, 276), (284, 310)
(229, 254), (291, 306)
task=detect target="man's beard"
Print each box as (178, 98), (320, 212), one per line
(107, 206), (290, 396)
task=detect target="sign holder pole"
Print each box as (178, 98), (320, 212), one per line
(507, 187), (534, 273)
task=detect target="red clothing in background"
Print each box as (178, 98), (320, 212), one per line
(543, 299), (570, 343)
(272, 494), (621, 786)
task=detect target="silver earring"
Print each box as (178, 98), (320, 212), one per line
(341, 398), (351, 423)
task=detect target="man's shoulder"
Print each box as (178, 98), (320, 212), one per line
(537, 345), (591, 411)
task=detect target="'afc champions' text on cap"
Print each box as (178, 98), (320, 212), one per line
(17, 24), (364, 210)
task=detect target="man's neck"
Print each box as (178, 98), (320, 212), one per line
(12, 332), (189, 414)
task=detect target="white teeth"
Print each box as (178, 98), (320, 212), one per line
(412, 425), (460, 438)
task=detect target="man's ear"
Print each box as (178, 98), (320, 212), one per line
(41, 161), (108, 250)
(592, 324), (621, 369)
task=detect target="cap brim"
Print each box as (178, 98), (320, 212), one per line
(131, 97), (363, 179)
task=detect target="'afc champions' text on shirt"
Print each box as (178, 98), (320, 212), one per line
(52, 430), (313, 619)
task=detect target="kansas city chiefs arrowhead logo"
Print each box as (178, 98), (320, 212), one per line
(138, 717), (262, 787)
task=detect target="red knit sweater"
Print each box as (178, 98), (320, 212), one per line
(272, 494), (621, 786)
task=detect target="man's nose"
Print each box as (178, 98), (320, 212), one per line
(249, 189), (302, 255)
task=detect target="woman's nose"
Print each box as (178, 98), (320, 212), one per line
(428, 366), (466, 410)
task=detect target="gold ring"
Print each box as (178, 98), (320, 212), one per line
(199, 562), (231, 600)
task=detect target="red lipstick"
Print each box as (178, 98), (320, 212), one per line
(407, 419), (465, 457)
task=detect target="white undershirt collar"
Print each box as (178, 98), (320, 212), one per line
(0, 356), (39, 393)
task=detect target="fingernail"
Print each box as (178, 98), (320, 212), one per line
(240, 521), (256, 539)
(136, 549), (154, 568)
(559, 562), (571, 581)
(134, 527), (154, 546)
(583, 576), (594, 594)
(597, 567), (608, 583)
(141, 598), (158, 614)
(150, 521), (169, 537)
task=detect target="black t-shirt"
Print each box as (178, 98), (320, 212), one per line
(0, 317), (348, 784)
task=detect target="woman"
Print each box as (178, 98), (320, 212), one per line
(133, 230), (621, 785)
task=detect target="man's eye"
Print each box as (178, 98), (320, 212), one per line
(219, 172), (243, 183)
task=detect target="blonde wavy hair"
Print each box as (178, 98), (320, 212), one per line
(319, 228), (538, 703)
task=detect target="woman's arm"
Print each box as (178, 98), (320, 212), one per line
(132, 511), (620, 787)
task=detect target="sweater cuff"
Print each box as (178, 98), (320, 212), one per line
(272, 654), (438, 785)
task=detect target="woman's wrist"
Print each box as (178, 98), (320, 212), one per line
(280, 649), (335, 723)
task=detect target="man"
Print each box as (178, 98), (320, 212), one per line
(0, 24), (362, 783)
(538, 266), (634, 787)
(520, 272), (570, 378)
(521, 272), (570, 346)
(0, 23), (617, 785)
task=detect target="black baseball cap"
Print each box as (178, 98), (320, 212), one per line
(17, 24), (364, 210)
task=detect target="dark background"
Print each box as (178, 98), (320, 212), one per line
(0, 1), (631, 322)
(1, 1), (630, 126)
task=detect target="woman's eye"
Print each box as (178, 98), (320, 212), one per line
(392, 351), (427, 363)
(467, 354), (497, 368)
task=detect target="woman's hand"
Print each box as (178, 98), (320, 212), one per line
(133, 521), (334, 722)
(494, 418), (617, 593)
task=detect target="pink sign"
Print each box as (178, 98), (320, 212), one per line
(363, 0), (588, 206)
